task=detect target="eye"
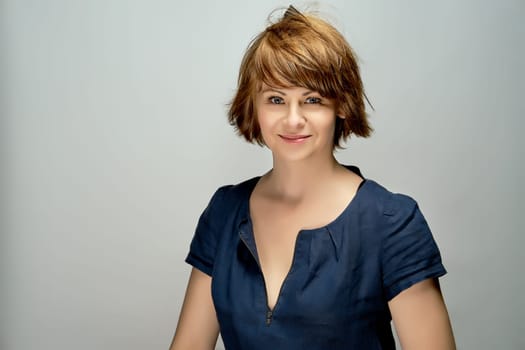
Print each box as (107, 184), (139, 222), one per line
(305, 96), (322, 104)
(268, 96), (285, 104)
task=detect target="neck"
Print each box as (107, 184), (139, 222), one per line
(265, 154), (342, 202)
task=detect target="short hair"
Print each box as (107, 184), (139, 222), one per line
(228, 6), (372, 148)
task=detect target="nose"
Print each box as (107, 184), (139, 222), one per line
(285, 102), (306, 128)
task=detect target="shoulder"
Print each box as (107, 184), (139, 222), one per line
(358, 179), (419, 220)
(214, 176), (259, 200)
(205, 176), (260, 213)
(192, 176), (260, 239)
(343, 165), (419, 218)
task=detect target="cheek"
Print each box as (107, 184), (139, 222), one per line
(256, 108), (276, 130)
(316, 115), (338, 144)
(319, 115), (337, 132)
(255, 112), (273, 143)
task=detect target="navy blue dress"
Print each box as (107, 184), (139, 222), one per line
(186, 166), (446, 349)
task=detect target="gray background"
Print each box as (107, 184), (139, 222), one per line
(1, 0), (523, 349)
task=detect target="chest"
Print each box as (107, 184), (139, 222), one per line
(250, 199), (350, 310)
(211, 212), (387, 324)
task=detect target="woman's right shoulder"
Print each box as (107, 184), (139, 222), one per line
(207, 176), (260, 209)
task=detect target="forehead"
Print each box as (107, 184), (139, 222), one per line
(258, 83), (315, 95)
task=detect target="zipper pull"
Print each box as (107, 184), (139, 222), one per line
(266, 310), (273, 325)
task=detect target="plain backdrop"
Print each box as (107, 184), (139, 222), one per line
(1, 0), (523, 349)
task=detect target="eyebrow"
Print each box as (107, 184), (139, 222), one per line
(260, 88), (316, 96)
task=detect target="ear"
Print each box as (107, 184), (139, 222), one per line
(336, 108), (346, 119)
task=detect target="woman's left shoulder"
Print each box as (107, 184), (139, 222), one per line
(356, 178), (421, 220)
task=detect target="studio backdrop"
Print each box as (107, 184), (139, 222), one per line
(1, 0), (523, 349)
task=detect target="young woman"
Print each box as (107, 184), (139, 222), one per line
(170, 6), (455, 350)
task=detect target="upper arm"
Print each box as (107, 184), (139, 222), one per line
(169, 268), (219, 350)
(388, 278), (455, 350)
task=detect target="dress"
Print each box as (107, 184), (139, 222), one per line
(185, 166), (446, 349)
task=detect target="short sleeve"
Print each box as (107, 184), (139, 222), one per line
(381, 194), (447, 300)
(185, 187), (227, 276)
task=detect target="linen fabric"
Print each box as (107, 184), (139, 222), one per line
(185, 166), (446, 349)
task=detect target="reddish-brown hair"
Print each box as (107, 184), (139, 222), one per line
(228, 6), (372, 148)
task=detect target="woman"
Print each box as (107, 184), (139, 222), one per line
(170, 6), (455, 350)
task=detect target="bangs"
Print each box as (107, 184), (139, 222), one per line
(251, 27), (342, 98)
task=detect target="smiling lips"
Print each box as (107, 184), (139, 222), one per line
(279, 134), (312, 143)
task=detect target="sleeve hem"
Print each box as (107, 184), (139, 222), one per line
(385, 264), (447, 301)
(185, 254), (213, 277)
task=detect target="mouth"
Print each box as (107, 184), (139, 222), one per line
(279, 134), (312, 143)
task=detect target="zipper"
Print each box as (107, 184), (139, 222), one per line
(266, 309), (273, 325)
(239, 230), (301, 327)
(239, 233), (275, 325)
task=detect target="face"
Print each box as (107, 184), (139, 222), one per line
(255, 84), (343, 162)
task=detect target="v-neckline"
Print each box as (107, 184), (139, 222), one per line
(238, 166), (367, 313)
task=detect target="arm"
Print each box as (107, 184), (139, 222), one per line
(169, 268), (220, 350)
(388, 278), (456, 350)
